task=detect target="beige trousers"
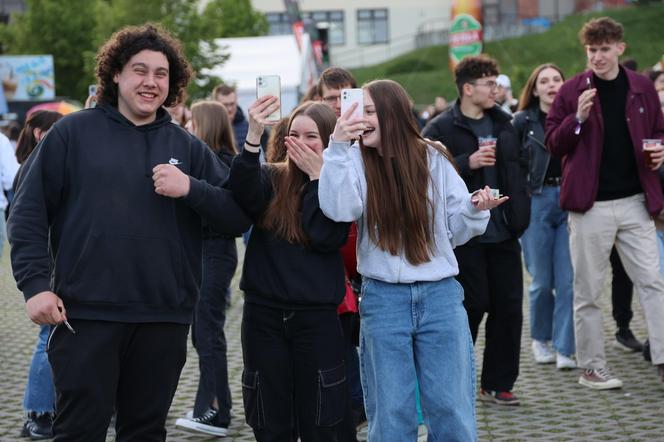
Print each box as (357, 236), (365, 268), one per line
(568, 194), (664, 368)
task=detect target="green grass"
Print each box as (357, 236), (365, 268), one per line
(350, 4), (664, 106)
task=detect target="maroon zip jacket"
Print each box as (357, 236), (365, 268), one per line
(545, 67), (664, 216)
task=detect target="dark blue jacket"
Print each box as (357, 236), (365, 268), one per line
(233, 106), (249, 148)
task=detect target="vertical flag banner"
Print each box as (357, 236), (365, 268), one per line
(449, 0), (484, 71)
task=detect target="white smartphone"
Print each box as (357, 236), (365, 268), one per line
(256, 75), (281, 121)
(341, 88), (363, 121)
(88, 84), (97, 97)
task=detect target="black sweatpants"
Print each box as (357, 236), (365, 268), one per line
(47, 320), (188, 442)
(610, 245), (634, 329)
(241, 302), (346, 442)
(454, 238), (523, 392)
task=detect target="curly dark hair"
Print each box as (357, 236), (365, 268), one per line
(454, 55), (499, 97)
(579, 17), (623, 46)
(95, 23), (193, 108)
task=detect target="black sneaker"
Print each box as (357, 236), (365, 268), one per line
(20, 411), (54, 440)
(175, 408), (228, 437)
(615, 327), (643, 352)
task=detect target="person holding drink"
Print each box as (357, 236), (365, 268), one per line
(546, 16), (664, 389)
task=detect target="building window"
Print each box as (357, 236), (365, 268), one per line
(357, 9), (389, 45)
(266, 12), (291, 36)
(303, 10), (345, 46)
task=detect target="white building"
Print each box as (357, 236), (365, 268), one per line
(250, 0), (451, 69)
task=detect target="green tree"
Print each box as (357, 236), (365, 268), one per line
(1, 0), (268, 101)
(201, 0), (269, 38)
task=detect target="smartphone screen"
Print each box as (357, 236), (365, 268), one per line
(341, 88), (363, 121)
(256, 75), (281, 121)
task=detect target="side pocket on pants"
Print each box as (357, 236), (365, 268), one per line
(242, 369), (265, 429)
(46, 324), (60, 352)
(316, 362), (346, 427)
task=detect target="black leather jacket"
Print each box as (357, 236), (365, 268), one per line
(513, 107), (550, 195)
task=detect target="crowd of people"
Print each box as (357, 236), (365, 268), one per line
(2, 14), (664, 442)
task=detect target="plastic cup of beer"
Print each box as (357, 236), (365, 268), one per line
(643, 139), (661, 168)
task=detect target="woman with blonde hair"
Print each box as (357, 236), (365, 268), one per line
(174, 100), (238, 437)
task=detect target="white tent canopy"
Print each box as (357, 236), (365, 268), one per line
(203, 34), (318, 117)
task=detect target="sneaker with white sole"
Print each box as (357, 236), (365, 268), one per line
(175, 408), (228, 437)
(532, 340), (555, 364)
(479, 389), (520, 406)
(578, 368), (623, 390)
(556, 353), (576, 370)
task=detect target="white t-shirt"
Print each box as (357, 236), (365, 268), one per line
(0, 132), (19, 211)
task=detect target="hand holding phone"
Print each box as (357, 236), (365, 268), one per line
(256, 75), (281, 121)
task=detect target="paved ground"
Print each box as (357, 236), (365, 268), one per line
(1, 241), (664, 441)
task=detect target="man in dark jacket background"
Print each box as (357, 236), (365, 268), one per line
(213, 83), (249, 148)
(546, 16), (664, 390)
(8, 24), (250, 440)
(422, 54), (530, 406)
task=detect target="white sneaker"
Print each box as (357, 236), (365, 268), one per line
(532, 340), (555, 364)
(556, 353), (576, 370)
(578, 368), (623, 390)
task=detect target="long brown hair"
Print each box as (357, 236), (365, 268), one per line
(15, 110), (63, 164)
(190, 100), (237, 155)
(260, 101), (336, 245)
(362, 79), (455, 265)
(517, 63), (565, 111)
(266, 116), (289, 163)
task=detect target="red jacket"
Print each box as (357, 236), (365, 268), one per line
(545, 68), (664, 216)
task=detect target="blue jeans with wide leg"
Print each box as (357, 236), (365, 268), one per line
(23, 324), (56, 413)
(520, 185), (575, 356)
(359, 277), (476, 442)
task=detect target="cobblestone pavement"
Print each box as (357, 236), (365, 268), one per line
(1, 242), (663, 441)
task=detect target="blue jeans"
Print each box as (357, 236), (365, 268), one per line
(520, 186), (575, 356)
(23, 325), (56, 413)
(359, 277), (476, 442)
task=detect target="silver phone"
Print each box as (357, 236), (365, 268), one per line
(256, 75), (281, 121)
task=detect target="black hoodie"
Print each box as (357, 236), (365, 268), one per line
(228, 149), (350, 310)
(8, 104), (251, 324)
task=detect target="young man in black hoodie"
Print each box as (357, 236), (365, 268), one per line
(8, 24), (250, 441)
(422, 55), (530, 406)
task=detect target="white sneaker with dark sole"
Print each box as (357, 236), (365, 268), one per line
(175, 408), (228, 437)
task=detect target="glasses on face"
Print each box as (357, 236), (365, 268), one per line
(471, 80), (498, 90)
(323, 94), (341, 104)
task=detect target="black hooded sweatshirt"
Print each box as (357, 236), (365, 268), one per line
(8, 104), (251, 324)
(227, 149), (350, 310)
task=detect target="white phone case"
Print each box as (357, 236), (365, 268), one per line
(256, 75), (281, 121)
(341, 88), (363, 121)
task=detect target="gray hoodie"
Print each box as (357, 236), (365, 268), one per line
(318, 140), (489, 283)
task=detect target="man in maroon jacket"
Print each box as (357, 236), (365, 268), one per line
(546, 17), (664, 389)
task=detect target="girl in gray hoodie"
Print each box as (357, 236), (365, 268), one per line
(318, 79), (505, 442)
